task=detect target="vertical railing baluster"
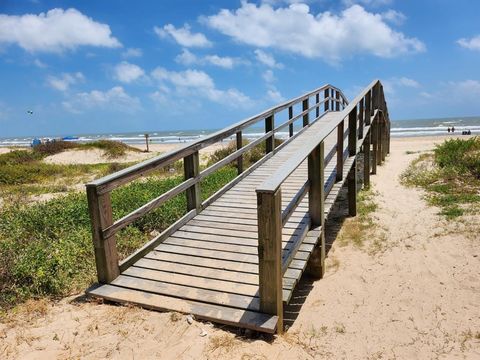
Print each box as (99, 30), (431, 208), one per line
(302, 98), (309, 127)
(288, 106), (294, 138)
(324, 89), (329, 112)
(371, 113), (378, 175)
(236, 131), (243, 175)
(364, 130), (371, 189)
(336, 119), (344, 181)
(86, 187), (120, 283)
(335, 91), (340, 111)
(257, 188), (283, 333)
(306, 141), (325, 278)
(184, 151), (201, 211)
(265, 113), (275, 153)
(348, 106), (358, 216)
(315, 92), (320, 118)
(358, 98), (364, 140)
(365, 90), (372, 125)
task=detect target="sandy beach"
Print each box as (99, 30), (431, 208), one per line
(1, 135), (479, 359)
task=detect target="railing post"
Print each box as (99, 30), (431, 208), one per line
(336, 120), (344, 181)
(348, 106), (358, 216)
(335, 91), (340, 111)
(302, 98), (309, 127)
(371, 114), (378, 175)
(265, 113), (275, 153)
(288, 106), (294, 138)
(365, 90), (372, 125)
(86, 186), (120, 283)
(306, 141), (325, 278)
(358, 98), (364, 140)
(236, 131), (243, 175)
(257, 188), (283, 333)
(324, 89), (329, 112)
(184, 151), (201, 211)
(348, 107), (358, 157)
(315, 92), (320, 118)
(363, 130), (371, 188)
(377, 116), (383, 166)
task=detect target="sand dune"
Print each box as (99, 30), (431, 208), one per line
(1, 136), (479, 359)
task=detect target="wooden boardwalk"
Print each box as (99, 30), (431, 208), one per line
(86, 81), (390, 333)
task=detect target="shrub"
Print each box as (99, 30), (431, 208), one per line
(33, 140), (77, 156)
(81, 140), (141, 158)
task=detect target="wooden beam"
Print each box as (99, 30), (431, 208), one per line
(236, 131), (243, 175)
(348, 107), (358, 157)
(257, 188), (283, 333)
(288, 106), (294, 137)
(316, 93), (320, 118)
(86, 187), (119, 283)
(371, 115), (378, 175)
(358, 98), (364, 139)
(324, 89), (329, 112)
(335, 90), (340, 111)
(365, 90), (372, 124)
(336, 120), (344, 181)
(363, 130), (371, 188)
(305, 141), (325, 278)
(184, 151), (201, 211)
(265, 114), (275, 154)
(377, 116), (383, 166)
(348, 160), (357, 216)
(302, 98), (309, 127)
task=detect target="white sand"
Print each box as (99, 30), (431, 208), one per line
(43, 142), (230, 165)
(1, 136), (479, 359)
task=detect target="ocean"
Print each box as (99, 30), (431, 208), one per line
(1, 116), (479, 147)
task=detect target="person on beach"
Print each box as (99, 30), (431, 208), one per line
(452, 126), (455, 133)
(448, 127), (451, 133)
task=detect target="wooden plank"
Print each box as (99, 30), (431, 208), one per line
(88, 284), (278, 333)
(119, 209), (196, 272)
(257, 188), (283, 332)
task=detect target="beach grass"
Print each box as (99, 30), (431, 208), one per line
(401, 137), (480, 218)
(0, 165), (237, 311)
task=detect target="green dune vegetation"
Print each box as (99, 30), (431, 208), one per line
(0, 139), (276, 313)
(401, 137), (480, 218)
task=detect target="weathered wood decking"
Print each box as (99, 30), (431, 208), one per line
(86, 81), (390, 334)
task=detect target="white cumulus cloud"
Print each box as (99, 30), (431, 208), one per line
(381, 10), (406, 25)
(0, 8), (121, 53)
(254, 49), (283, 68)
(204, 3), (424, 62)
(151, 67), (252, 107)
(457, 35), (480, 51)
(154, 24), (212, 48)
(122, 47), (143, 58)
(63, 86), (141, 113)
(175, 49), (239, 69)
(47, 72), (84, 91)
(113, 61), (145, 83)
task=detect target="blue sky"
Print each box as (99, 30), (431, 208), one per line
(1, 0), (480, 137)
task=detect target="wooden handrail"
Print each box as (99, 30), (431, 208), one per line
(87, 85), (348, 194)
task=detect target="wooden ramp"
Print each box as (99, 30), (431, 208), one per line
(86, 81), (391, 333)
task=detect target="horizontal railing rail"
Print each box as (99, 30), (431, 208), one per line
(86, 83), (349, 284)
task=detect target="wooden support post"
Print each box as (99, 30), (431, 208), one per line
(184, 151), (201, 211)
(335, 91), (340, 111)
(144, 133), (150, 152)
(86, 187), (120, 283)
(348, 107), (358, 157)
(358, 98), (364, 140)
(324, 89), (329, 112)
(236, 131), (243, 175)
(306, 142), (325, 278)
(315, 93), (320, 118)
(348, 160), (357, 216)
(336, 120), (344, 181)
(363, 130), (371, 189)
(377, 117), (383, 166)
(265, 114), (274, 154)
(257, 188), (283, 333)
(372, 83), (379, 112)
(302, 99), (309, 127)
(381, 117), (387, 162)
(371, 115), (378, 175)
(288, 106), (294, 138)
(365, 90), (372, 124)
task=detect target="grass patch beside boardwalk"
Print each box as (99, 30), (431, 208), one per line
(401, 137), (480, 219)
(0, 166), (237, 311)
